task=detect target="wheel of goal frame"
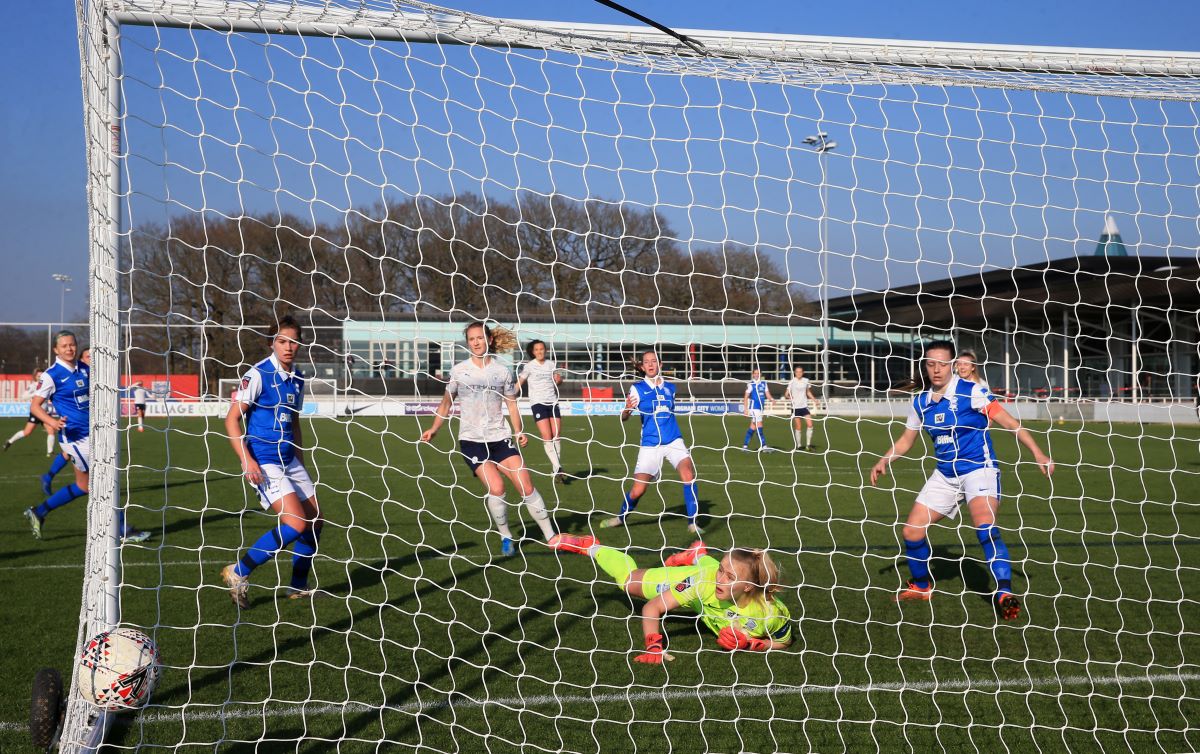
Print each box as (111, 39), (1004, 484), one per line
(29, 667), (65, 750)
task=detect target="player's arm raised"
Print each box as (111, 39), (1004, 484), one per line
(871, 428), (919, 485)
(988, 405), (1054, 476)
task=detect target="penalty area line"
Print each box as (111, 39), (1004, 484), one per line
(1, 671), (1192, 732)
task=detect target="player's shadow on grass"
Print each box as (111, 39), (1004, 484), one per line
(566, 466), (608, 482)
(127, 553), (499, 718)
(126, 475), (226, 496)
(332, 588), (578, 744)
(319, 542), (481, 597)
(878, 544), (996, 598)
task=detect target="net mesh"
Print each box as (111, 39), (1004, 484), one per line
(67, 1), (1200, 751)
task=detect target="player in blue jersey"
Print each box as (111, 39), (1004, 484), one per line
(870, 340), (1053, 620)
(741, 368), (774, 451)
(22, 331), (150, 542)
(601, 349), (701, 534)
(221, 316), (321, 608)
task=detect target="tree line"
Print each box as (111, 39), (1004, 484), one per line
(121, 192), (814, 384)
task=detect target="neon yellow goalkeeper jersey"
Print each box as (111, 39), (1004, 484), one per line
(645, 556), (793, 643)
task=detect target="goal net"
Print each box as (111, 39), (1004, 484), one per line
(69, 0), (1200, 750)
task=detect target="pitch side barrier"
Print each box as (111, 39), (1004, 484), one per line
(6, 399), (1183, 423)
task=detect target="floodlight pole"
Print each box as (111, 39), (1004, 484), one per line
(53, 273), (72, 327)
(805, 133), (837, 405)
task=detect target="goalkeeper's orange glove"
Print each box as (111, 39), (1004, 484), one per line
(717, 626), (770, 652)
(633, 633), (672, 664)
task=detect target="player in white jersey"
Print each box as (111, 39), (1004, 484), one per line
(517, 339), (567, 484)
(783, 366), (818, 451)
(741, 368), (774, 451)
(131, 381), (149, 432)
(956, 350), (988, 389)
(421, 322), (562, 557)
(4, 370), (59, 458)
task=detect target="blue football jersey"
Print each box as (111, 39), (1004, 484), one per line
(905, 376), (997, 477)
(239, 355), (305, 466)
(630, 378), (683, 447)
(36, 359), (90, 442)
(746, 380), (769, 410)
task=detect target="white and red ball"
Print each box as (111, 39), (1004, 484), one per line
(77, 627), (161, 710)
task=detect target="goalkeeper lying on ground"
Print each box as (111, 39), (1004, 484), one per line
(553, 535), (793, 662)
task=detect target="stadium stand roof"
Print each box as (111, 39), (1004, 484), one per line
(826, 255), (1200, 331)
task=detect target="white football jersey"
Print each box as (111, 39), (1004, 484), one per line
(520, 359), (560, 405)
(446, 357), (517, 443)
(788, 377), (811, 409)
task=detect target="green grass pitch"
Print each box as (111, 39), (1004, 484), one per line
(2, 413), (1198, 751)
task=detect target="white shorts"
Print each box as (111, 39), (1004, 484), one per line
(747, 409), (764, 423)
(61, 435), (91, 472)
(916, 468), (1000, 519)
(251, 458), (317, 509)
(634, 438), (692, 478)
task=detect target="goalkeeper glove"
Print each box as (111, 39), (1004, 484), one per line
(717, 626), (770, 652)
(633, 633), (673, 664)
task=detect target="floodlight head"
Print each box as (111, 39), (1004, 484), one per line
(824, 141), (838, 151)
(802, 136), (818, 144)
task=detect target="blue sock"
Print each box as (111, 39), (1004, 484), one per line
(45, 454), (68, 478)
(976, 524), (1013, 591)
(34, 483), (85, 520)
(756, 428), (767, 447)
(618, 492), (639, 521)
(683, 482), (699, 525)
(743, 429), (754, 447)
(290, 525), (322, 589)
(234, 523), (303, 578)
(904, 537), (932, 589)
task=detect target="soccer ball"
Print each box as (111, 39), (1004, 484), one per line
(77, 627), (161, 710)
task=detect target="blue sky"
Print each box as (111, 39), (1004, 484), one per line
(2, 0), (1199, 323)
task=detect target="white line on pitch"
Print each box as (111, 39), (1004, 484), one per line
(0, 671), (1193, 733)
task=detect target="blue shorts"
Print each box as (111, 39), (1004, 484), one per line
(530, 403), (561, 422)
(459, 439), (521, 473)
(793, 408), (811, 418)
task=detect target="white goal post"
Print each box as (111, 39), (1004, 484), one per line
(69, 1), (1200, 751)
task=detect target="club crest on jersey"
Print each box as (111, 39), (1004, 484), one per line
(674, 576), (694, 593)
(286, 393), (295, 404)
(76, 379), (85, 388)
(743, 618), (758, 630)
(934, 413), (946, 424)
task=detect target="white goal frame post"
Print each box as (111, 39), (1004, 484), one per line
(70, 1), (1200, 750)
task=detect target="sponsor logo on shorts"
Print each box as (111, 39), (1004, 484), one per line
(656, 583), (670, 594)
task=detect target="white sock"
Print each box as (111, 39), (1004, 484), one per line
(553, 439), (563, 468)
(137, 415), (143, 428)
(522, 490), (557, 540)
(47, 433), (56, 454)
(543, 440), (560, 472)
(794, 430), (802, 447)
(7, 431), (24, 445)
(485, 495), (513, 539)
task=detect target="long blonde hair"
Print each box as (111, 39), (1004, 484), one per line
(463, 321), (518, 354)
(728, 547), (784, 604)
